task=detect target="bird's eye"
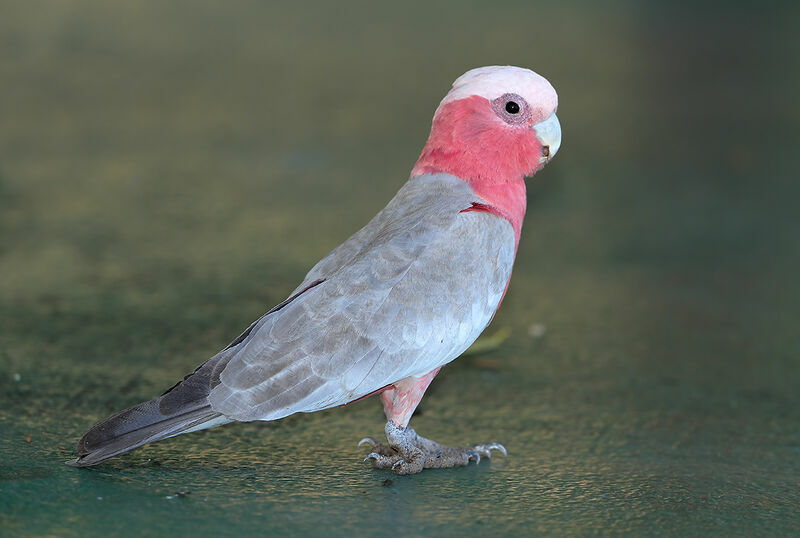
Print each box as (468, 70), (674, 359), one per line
(492, 93), (529, 125)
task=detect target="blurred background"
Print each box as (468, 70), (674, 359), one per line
(1, 1), (798, 535)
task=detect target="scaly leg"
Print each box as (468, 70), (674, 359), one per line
(359, 368), (506, 475)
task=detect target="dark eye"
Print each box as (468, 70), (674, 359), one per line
(492, 93), (529, 125)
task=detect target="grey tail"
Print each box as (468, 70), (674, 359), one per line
(66, 399), (225, 467)
(67, 353), (233, 467)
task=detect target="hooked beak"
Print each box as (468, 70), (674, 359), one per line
(533, 112), (561, 164)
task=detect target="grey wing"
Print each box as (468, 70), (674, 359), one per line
(290, 173), (486, 293)
(222, 176), (441, 351)
(208, 174), (516, 421)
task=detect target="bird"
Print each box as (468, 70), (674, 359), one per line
(66, 65), (561, 475)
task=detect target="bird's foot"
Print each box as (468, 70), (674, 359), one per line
(360, 421), (506, 475)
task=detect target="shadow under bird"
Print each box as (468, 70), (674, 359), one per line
(67, 65), (561, 474)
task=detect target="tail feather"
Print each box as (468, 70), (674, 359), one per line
(67, 350), (237, 467)
(66, 397), (225, 467)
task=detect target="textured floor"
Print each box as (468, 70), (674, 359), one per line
(1, 1), (799, 536)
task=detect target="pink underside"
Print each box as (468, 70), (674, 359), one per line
(380, 368), (441, 427)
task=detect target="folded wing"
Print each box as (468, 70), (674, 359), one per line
(209, 173), (516, 421)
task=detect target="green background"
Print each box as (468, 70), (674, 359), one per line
(1, 1), (798, 535)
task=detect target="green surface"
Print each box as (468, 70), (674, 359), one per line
(1, 1), (799, 536)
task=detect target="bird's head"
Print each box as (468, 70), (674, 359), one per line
(411, 66), (560, 185)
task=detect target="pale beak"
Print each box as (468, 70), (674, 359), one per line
(533, 112), (561, 164)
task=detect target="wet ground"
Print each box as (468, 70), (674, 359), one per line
(1, 1), (799, 536)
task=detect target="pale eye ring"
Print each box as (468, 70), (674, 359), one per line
(492, 93), (530, 125)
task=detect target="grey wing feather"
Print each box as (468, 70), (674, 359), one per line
(208, 173), (516, 422)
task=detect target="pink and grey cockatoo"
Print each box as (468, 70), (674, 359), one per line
(67, 65), (561, 475)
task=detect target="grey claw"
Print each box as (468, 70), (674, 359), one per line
(364, 452), (381, 462)
(391, 459), (406, 470)
(475, 442), (507, 457)
(358, 437), (378, 448)
(467, 450), (481, 464)
(488, 442), (507, 456)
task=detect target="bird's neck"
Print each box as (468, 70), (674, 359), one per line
(464, 178), (527, 249)
(410, 96), (533, 248)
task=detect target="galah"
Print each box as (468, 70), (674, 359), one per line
(67, 65), (561, 475)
